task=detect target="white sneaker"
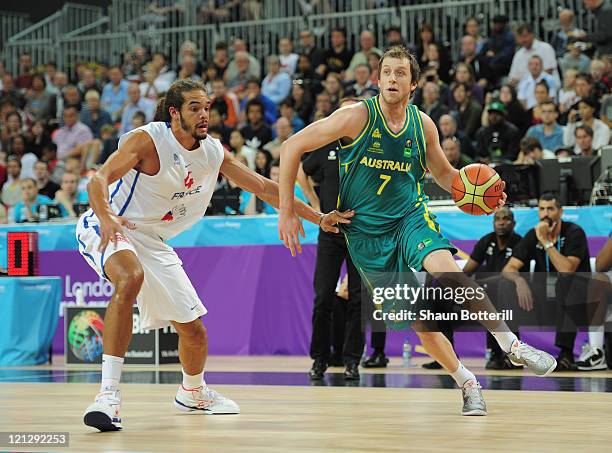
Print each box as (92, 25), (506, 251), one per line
(175, 385), (240, 414)
(84, 390), (122, 431)
(576, 345), (608, 371)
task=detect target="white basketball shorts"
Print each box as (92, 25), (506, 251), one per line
(75, 211), (207, 330)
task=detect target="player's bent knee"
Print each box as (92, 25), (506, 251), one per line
(113, 268), (144, 300)
(175, 320), (207, 345)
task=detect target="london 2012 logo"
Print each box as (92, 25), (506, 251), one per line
(68, 310), (104, 362)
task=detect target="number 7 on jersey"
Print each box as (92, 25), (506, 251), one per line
(377, 174), (391, 195)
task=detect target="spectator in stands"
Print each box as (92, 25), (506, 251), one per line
(475, 101), (521, 162)
(12, 177), (61, 223)
(24, 74), (56, 122)
(367, 51), (380, 86)
(54, 171), (88, 218)
(420, 81), (449, 127)
(290, 83), (314, 125)
(293, 54), (323, 96)
(26, 121), (52, 160)
(43, 62), (57, 90)
(580, 0), (612, 56)
(503, 193), (591, 371)
(278, 37), (299, 76)
(100, 66), (129, 123)
(347, 30), (383, 76)
(228, 40), (261, 79)
(140, 53), (177, 100)
(573, 125), (597, 156)
(255, 148), (272, 179)
(93, 124), (119, 166)
(441, 137), (473, 169)
(344, 64), (379, 99)
(226, 51), (256, 96)
(240, 78), (277, 125)
(261, 55), (292, 105)
(572, 73), (598, 112)
(8, 135), (37, 180)
(77, 69), (101, 96)
(559, 69), (579, 116)
(1, 110), (25, 151)
(509, 23), (559, 86)
(120, 82), (155, 134)
(439, 113), (475, 158)
(322, 72), (344, 107)
(464, 17), (486, 55)
(208, 107), (232, 145)
(0, 74), (25, 109)
(526, 80), (553, 126)
(34, 160), (59, 199)
(54, 105), (94, 160)
(1, 156), (21, 207)
(450, 62), (484, 106)
(48, 71), (68, 99)
(311, 91), (333, 122)
(264, 117), (293, 159)
(457, 41), (489, 98)
(15, 53), (33, 90)
(518, 56), (557, 110)
(601, 94), (612, 129)
(279, 98), (305, 133)
(416, 23), (452, 84)
(560, 41), (592, 75)
(131, 111), (146, 130)
(322, 27), (353, 77)
(481, 85), (529, 134)
(514, 136), (555, 164)
(298, 29), (326, 76)
(177, 56), (202, 82)
(526, 101), (565, 153)
(209, 42), (230, 76)
(240, 99), (272, 150)
(482, 15), (515, 86)
(564, 97), (610, 153)
(551, 9), (582, 58)
(450, 82), (482, 139)
(413, 65), (450, 110)
(80, 90), (113, 139)
(211, 79), (239, 128)
(590, 59), (611, 99)
(229, 129), (256, 169)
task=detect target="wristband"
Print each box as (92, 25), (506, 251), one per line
(544, 241), (554, 250)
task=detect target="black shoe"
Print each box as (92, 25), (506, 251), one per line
(485, 354), (505, 370)
(363, 352), (389, 368)
(328, 353), (344, 367)
(309, 359), (327, 380)
(555, 352), (577, 372)
(344, 362), (360, 380)
(422, 360), (443, 369)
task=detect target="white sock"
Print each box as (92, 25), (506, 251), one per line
(589, 327), (605, 350)
(490, 322), (518, 353)
(450, 361), (476, 387)
(182, 368), (204, 389)
(100, 354), (124, 392)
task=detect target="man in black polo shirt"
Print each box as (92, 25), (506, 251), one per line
(503, 193), (590, 371)
(464, 207), (523, 369)
(302, 99), (365, 381)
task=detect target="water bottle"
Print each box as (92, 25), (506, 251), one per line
(402, 338), (412, 368)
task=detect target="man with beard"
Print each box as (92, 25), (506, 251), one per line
(77, 79), (350, 431)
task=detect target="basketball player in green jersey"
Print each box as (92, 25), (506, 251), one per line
(278, 46), (557, 416)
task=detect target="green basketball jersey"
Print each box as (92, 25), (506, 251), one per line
(338, 95), (429, 236)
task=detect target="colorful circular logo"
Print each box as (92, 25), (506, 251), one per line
(68, 310), (104, 362)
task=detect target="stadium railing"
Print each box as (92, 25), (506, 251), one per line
(0, 10), (30, 57)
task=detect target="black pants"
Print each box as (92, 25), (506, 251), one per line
(311, 230), (365, 363)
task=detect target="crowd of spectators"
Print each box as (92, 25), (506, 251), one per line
(0, 1), (610, 223)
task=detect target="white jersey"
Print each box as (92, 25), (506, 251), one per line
(105, 121), (224, 241)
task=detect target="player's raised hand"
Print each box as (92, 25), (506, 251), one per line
(98, 215), (136, 252)
(319, 209), (355, 234)
(278, 210), (305, 257)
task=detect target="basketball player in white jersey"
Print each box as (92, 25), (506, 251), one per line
(77, 79), (352, 432)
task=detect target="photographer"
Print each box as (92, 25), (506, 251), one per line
(503, 194), (590, 371)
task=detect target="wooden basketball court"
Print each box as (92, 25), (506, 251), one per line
(2, 356), (612, 452)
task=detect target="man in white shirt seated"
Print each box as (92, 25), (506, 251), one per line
(509, 23), (559, 87)
(517, 55), (557, 109)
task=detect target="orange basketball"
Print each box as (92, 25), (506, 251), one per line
(451, 164), (504, 215)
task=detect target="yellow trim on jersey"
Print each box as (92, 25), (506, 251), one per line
(339, 99), (373, 150)
(374, 96), (410, 138)
(422, 202), (439, 232)
(409, 105), (428, 174)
